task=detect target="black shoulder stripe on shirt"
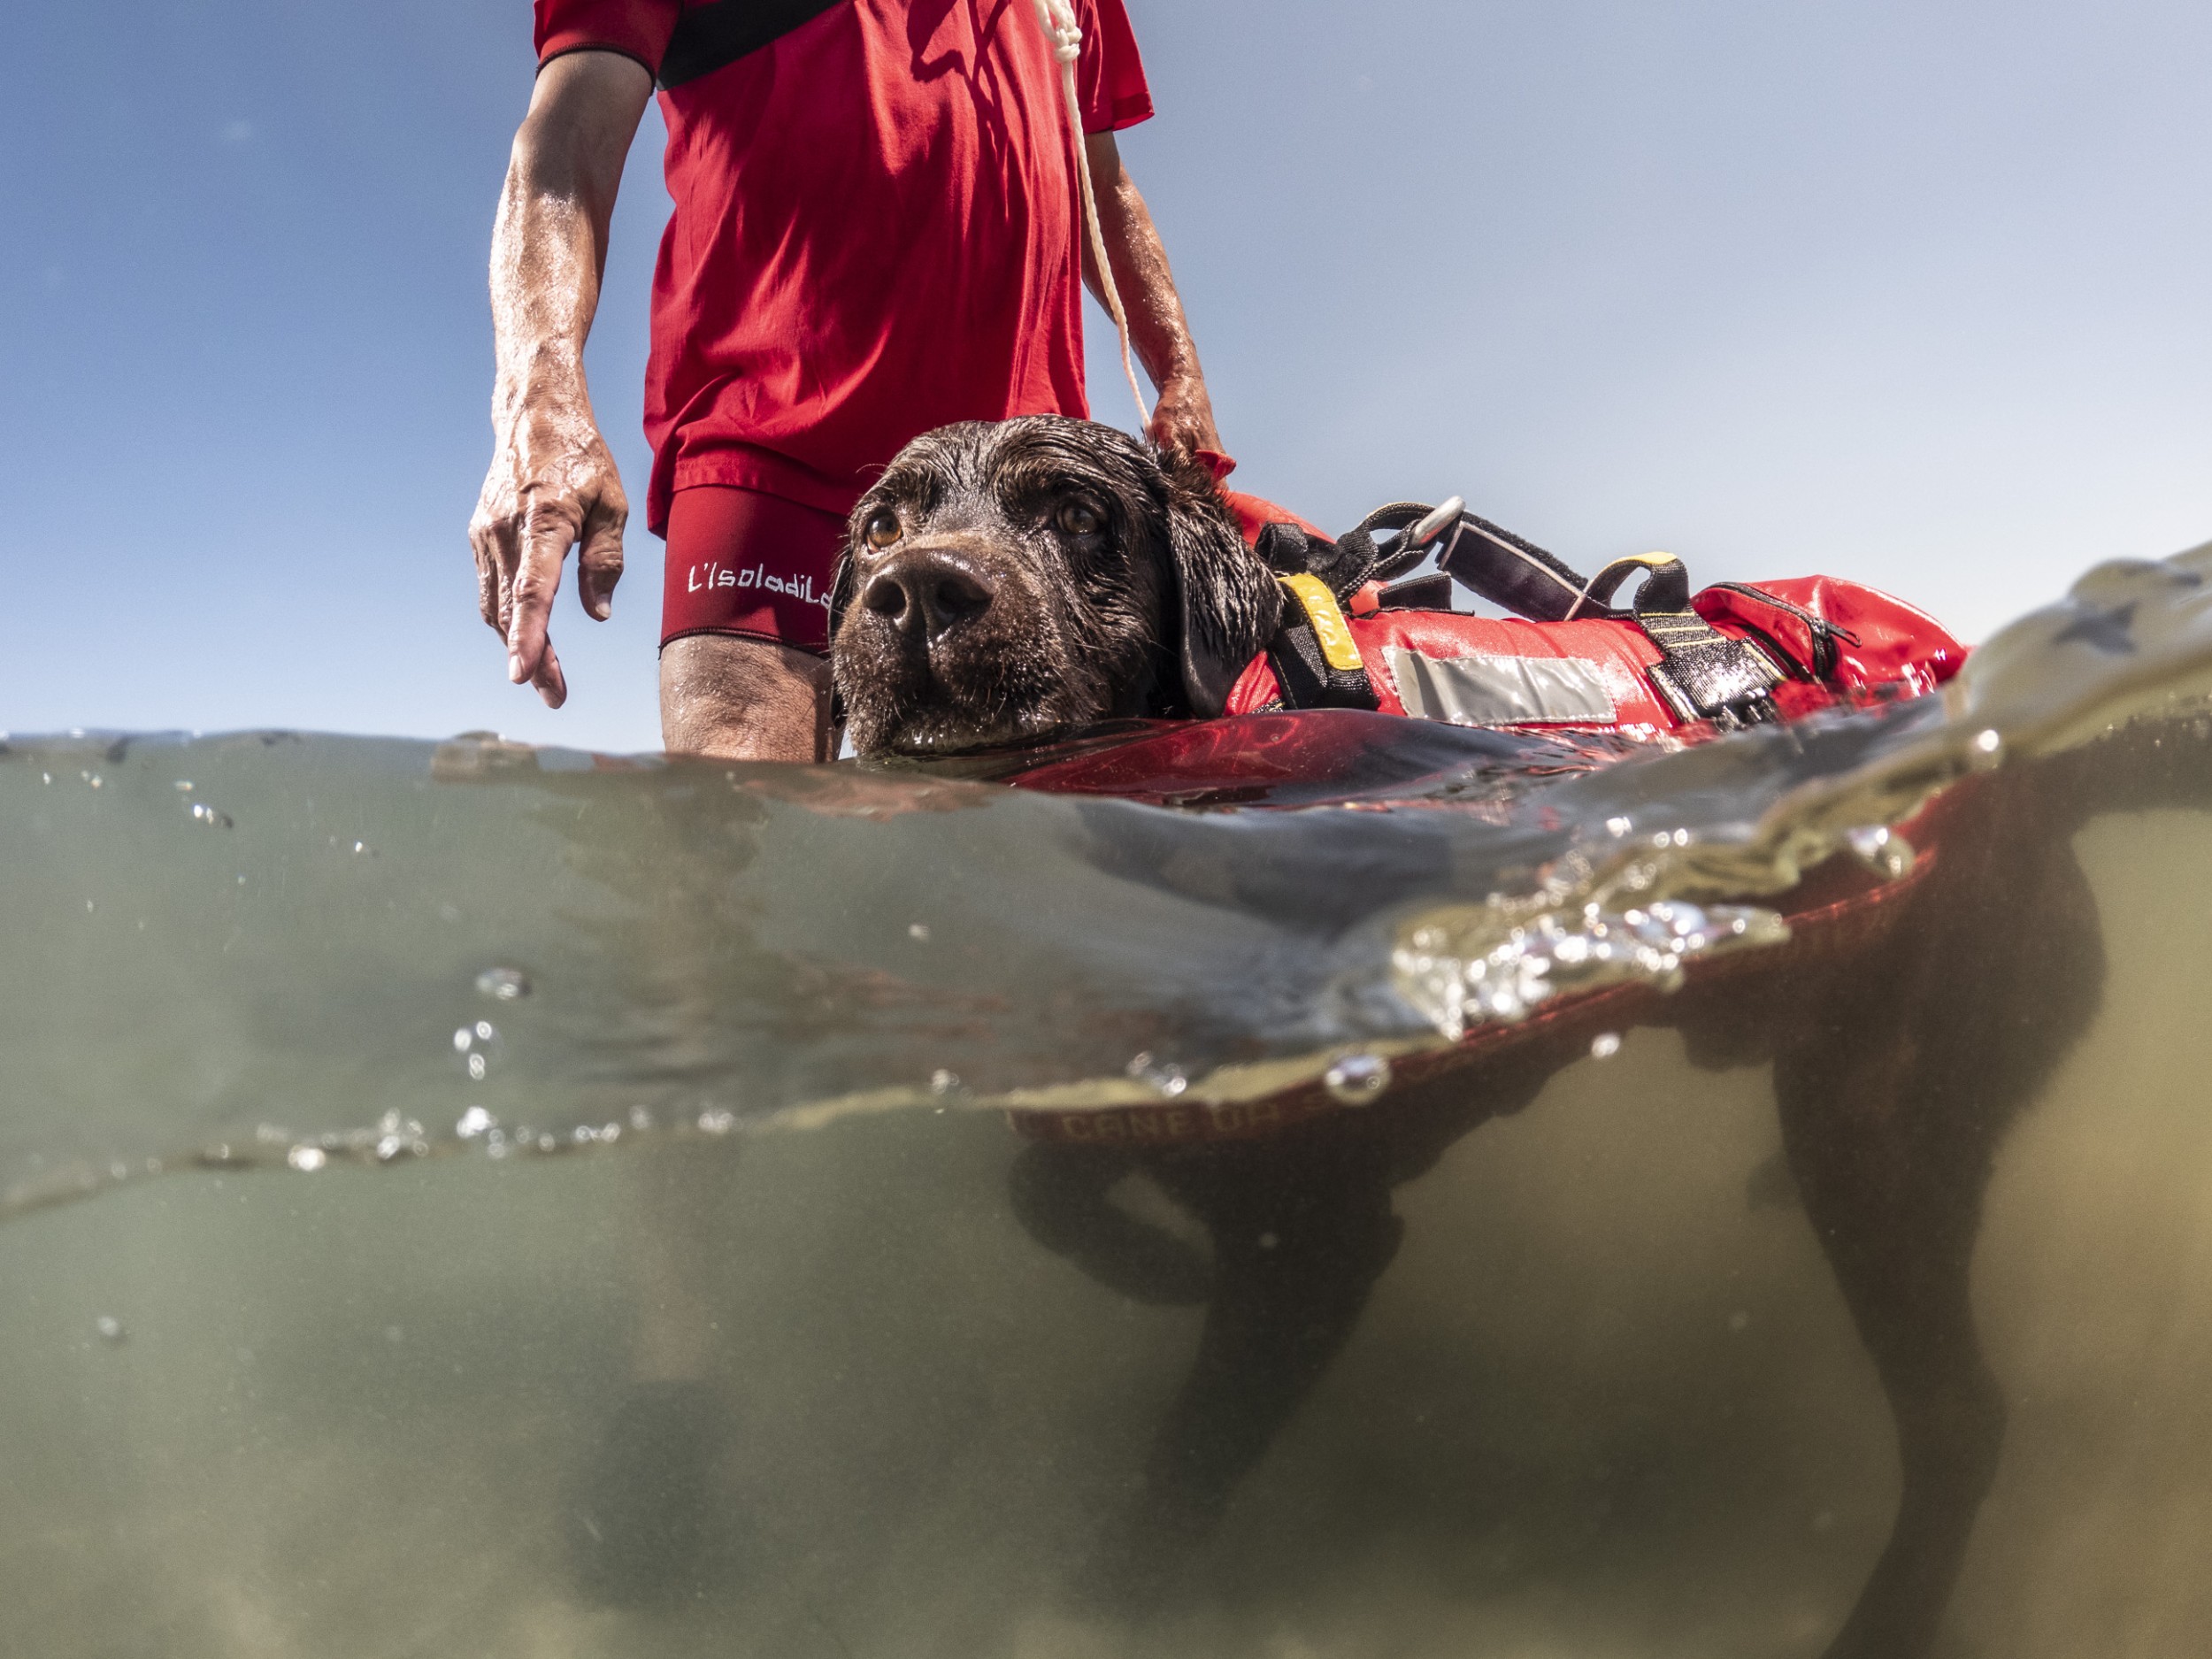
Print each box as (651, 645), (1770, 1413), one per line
(658, 0), (853, 88)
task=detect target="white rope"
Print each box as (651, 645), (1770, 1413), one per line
(1027, 0), (1152, 434)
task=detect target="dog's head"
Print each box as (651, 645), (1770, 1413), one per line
(829, 417), (1283, 757)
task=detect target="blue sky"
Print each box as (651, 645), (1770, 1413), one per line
(4, 1), (2208, 752)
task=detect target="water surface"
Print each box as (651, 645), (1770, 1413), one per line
(5, 547), (2212, 1655)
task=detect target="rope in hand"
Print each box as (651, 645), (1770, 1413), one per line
(1026, 0), (1153, 434)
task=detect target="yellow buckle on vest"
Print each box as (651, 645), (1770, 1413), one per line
(1278, 573), (1365, 673)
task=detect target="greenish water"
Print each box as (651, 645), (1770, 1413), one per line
(6, 546), (2212, 1655)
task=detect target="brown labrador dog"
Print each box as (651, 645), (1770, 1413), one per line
(830, 415), (1281, 756)
(826, 414), (2195, 1657)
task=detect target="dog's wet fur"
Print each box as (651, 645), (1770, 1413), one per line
(830, 417), (1282, 757)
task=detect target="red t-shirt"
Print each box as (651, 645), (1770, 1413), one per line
(533, 0), (1154, 534)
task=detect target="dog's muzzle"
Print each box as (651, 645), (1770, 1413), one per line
(858, 547), (998, 645)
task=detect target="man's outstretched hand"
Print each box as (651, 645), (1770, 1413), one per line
(468, 398), (627, 710)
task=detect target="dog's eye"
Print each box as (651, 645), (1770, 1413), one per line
(863, 510), (902, 549)
(1056, 501), (1102, 538)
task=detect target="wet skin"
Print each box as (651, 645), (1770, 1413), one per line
(470, 50), (1225, 759)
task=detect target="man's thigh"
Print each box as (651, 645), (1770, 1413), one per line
(657, 484), (843, 760)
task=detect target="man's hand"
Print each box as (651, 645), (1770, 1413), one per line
(470, 396), (627, 709)
(1146, 371), (1221, 465)
(472, 50), (652, 708)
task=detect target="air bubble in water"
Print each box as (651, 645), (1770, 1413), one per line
(452, 1020), (503, 1080)
(1323, 1053), (1392, 1105)
(373, 1110), (427, 1162)
(908, 923), (931, 941)
(1126, 1051), (1188, 1097)
(1590, 1032), (1623, 1060)
(94, 1315), (127, 1345)
(929, 1069), (960, 1095)
(188, 801), (234, 829)
(288, 1145), (328, 1172)
(474, 966), (531, 1001)
(1846, 825), (1916, 879)
(456, 1105), (495, 1140)
(1394, 899), (1790, 1039)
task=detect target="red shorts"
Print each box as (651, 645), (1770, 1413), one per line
(660, 485), (847, 654)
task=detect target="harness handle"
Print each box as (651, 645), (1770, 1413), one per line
(1563, 551), (1691, 620)
(1344, 501), (1598, 622)
(1331, 501), (1788, 728)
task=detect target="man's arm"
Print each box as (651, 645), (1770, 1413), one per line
(1082, 132), (1224, 463)
(469, 50), (654, 709)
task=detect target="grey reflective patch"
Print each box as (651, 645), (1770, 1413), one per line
(1385, 645), (1619, 726)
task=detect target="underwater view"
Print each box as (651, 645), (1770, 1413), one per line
(8, 543), (2212, 1659)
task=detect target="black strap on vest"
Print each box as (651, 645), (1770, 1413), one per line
(1258, 499), (1790, 729)
(1264, 599), (1379, 710)
(1253, 524), (1380, 711)
(659, 0), (850, 88)
(1376, 572), (1455, 611)
(1576, 553), (1785, 728)
(1253, 520), (1372, 603)
(1421, 506), (1592, 622)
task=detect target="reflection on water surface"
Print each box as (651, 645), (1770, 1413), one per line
(5, 545), (2212, 1655)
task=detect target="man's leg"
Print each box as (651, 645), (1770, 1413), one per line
(567, 494), (844, 1601)
(575, 644), (828, 1601)
(630, 630), (825, 1404)
(660, 633), (832, 760)
(657, 482), (848, 760)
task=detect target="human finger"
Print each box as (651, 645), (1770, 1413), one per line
(576, 493), (626, 621)
(507, 506), (575, 685)
(532, 635), (568, 710)
(469, 521), (504, 634)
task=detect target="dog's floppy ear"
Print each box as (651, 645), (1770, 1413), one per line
(826, 544), (859, 641)
(1157, 453), (1282, 718)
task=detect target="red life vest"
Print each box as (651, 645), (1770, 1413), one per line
(998, 490), (1971, 1148)
(1225, 573), (1965, 733)
(1217, 488), (1967, 736)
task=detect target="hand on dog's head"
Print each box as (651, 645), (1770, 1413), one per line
(830, 416), (1282, 757)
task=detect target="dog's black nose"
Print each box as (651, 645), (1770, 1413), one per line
(861, 549), (995, 640)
